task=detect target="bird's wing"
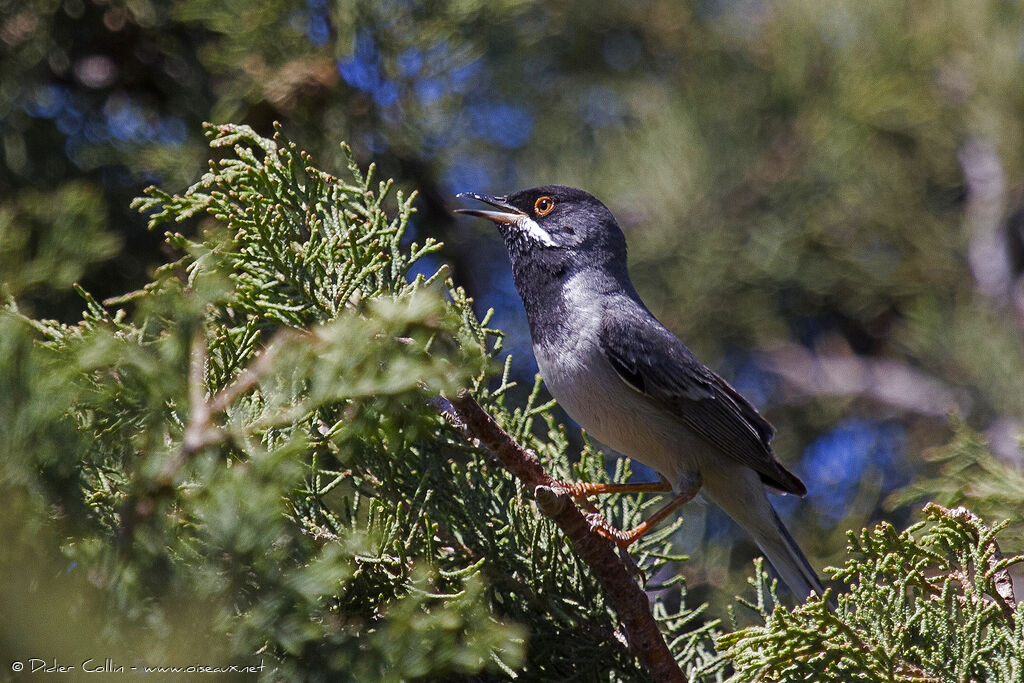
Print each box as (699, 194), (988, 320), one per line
(599, 311), (806, 496)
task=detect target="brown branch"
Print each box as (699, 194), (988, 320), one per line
(434, 390), (687, 683)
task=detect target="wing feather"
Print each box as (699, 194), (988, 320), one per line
(599, 312), (806, 496)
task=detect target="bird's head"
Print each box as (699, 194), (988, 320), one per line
(454, 185), (628, 273)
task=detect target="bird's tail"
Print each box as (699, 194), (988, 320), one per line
(706, 475), (824, 600)
(751, 505), (824, 601)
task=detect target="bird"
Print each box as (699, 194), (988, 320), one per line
(454, 185), (824, 600)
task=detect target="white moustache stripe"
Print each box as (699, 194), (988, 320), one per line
(514, 215), (557, 246)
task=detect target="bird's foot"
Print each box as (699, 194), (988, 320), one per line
(584, 511), (640, 548)
(584, 489), (695, 550)
(581, 512), (649, 583)
(551, 479), (672, 515)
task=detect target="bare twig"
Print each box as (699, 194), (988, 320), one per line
(960, 139), (1011, 304)
(434, 391), (687, 683)
(182, 328), (216, 454)
(159, 328), (301, 486)
(761, 343), (965, 417)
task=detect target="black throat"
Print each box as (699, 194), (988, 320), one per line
(504, 237), (572, 347)
(497, 207), (632, 347)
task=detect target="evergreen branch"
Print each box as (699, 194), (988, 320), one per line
(922, 503), (1017, 618)
(11, 123), (720, 680)
(32, 120), (1024, 679)
(434, 390), (688, 683)
(722, 503), (1023, 681)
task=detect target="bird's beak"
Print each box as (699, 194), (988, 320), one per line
(453, 192), (524, 225)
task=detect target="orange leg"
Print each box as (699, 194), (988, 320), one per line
(586, 491), (694, 548)
(552, 480), (673, 497)
(550, 478), (697, 548)
(551, 480), (672, 514)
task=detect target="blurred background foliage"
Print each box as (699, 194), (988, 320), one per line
(3, 0), (1024, 676)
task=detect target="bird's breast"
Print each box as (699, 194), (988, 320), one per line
(533, 335), (625, 443)
(531, 286), (702, 482)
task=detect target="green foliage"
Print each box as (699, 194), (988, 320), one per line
(5, 123), (1024, 681)
(1, 124), (725, 680)
(721, 504), (1023, 682)
(889, 419), (1024, 551)
(5, 0), (1024, 677)
(0, 181), (120, 302)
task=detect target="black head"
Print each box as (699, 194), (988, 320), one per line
(454, 186), (636, 343)
(454, 185), (628, 274)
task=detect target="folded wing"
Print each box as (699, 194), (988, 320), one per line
(599, 311), (806, 496)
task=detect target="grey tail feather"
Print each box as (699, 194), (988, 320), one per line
(754, 506), (825, 601)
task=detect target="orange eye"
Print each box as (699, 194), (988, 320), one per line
(534, 196), (555, 217)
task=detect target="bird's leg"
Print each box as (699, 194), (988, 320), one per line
(553, 481), (673, 497)
(551, 480), (672, 514)
(549, 478), (697, 547)
(586, 493), (691, 548)
(584, 478), (701, 549)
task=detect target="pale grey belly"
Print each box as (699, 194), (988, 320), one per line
(534, 340), (707, 490)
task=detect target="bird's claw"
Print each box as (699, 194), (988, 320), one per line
(583, 512), (648, 583)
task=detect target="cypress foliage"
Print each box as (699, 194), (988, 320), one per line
(722, 504), (1022, 681)
(2, 124), (1020, 681)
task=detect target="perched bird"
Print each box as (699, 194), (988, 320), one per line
(454, 185), (823, 600)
